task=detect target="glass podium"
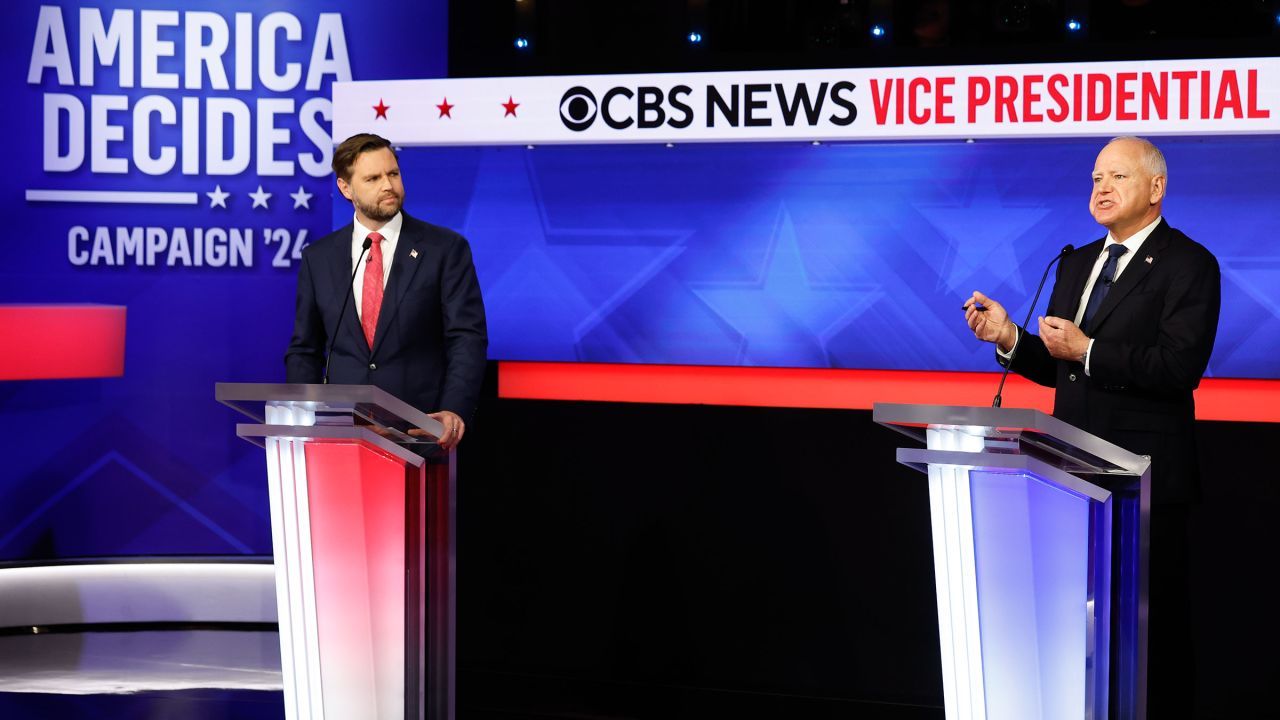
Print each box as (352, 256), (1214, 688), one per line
(874, 403), (1151, 720)
(217, 382), (455, 720)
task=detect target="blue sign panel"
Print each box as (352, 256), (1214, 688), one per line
(0, 0), (445, 560)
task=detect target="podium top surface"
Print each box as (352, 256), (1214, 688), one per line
(215, 382), (444, 439)
(873, 402), (1150, 478)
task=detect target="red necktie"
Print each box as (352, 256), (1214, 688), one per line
(361, 232), (385, 349)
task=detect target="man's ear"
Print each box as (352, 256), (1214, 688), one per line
(336, 177), (353, 201)
(1149, 174), (1166, 205)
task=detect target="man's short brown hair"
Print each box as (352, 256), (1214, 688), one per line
(332, 133), (398, 182)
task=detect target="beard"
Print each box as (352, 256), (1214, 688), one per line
(356, 192), (403, 223)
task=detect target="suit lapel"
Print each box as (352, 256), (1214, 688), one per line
(371, 215), (427, 357)
(1058, 238), (1104, 321)
(1085, 220), (1166, 334)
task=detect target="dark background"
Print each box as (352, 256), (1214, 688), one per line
(451, 0), (1280, 78)
(455, 367), (1280, 719)
(445, 2), (1280, 718)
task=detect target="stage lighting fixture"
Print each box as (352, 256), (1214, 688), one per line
(870, 25), (886, 38)
(514, 37), (530, 49)
(688, 32), (703, 43)
(1067, 19), (1082, 31)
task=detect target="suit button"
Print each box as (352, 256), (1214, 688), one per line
(1068, 373), (1077, 382)
(369, 363), (377, 370)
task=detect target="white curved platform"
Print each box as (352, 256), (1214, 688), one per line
(0, 560), (282, 695)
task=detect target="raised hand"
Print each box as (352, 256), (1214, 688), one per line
(964, 291), (1017, 352)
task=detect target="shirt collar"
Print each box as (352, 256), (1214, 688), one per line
(352, 212), (403, 245)
(1104, 215), (1161, 256)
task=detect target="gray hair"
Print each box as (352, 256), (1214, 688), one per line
(1107, 136), (1168, 180)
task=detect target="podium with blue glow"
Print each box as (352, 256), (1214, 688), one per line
(874, 403), (1151, 720)
(217, 383), (455, 720)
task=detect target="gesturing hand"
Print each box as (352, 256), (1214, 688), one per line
(964, 291), (1017, 352)
(1038, 316), (1090, 363)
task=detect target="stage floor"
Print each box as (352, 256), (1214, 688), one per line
(0, 631), (944, 720)
(0, 628), (285, 718)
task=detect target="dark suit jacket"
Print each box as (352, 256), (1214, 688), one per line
(284, 213), (488, 423)
(1003, 219), (1220, 503)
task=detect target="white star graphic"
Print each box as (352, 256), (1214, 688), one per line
(206, 185), (230, 209)
(249, 185), (272, 209)
(289, 185), (314, 210)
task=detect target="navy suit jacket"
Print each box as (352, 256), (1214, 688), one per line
(1002, 219), (1220, 503)
(285, 213), (488, 423)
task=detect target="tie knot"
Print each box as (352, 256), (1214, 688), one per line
(367, 232), (384, 244)
(1107, 244), (1128, 259)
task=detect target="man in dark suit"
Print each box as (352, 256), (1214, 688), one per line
(285, 133), (487, 450)
(964, 136), (1220, 713)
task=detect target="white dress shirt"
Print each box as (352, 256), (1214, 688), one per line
(1071, 216), (1159, 326)
(1000, 216), (1162, 374)
(351, 212), (402, 321)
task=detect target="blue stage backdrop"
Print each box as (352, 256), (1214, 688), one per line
(0, 0), (445, 561)
(391, 136), (1279, 378)
(4, 5), (1280, 565)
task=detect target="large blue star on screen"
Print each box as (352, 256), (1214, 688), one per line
(690, 205), (882, 367)
(913, 176), (1052, 298)
(1215, 204), (1280, 325)
(458, 149), (690, 360)
(1217, 253), (1280, 376)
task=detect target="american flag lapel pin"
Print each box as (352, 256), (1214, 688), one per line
(1145, 255), (1153, 264)
(410, 248), (419, 259)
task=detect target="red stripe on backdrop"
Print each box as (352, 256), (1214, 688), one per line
(497, 362), (1280, 423)
(0, 305), (126, 381)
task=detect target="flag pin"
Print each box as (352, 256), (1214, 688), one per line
(1145, 255), (1153, 264)
(410, 249), (419, 259)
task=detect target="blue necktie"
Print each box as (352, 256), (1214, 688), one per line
(1081, 244), (1128, 332)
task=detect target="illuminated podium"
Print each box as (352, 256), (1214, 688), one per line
(217, 383), (455, 720)
(874, 403), (1151, 720)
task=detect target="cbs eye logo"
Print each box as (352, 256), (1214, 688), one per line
(559, 86), (598, 131)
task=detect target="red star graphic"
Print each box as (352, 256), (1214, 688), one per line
(436, 97), (454, 119)
(501, 96), (520, 117)
(373, 98), (390, 119)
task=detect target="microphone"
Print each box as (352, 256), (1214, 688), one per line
(322, 237), (373, 385)
(992, 243), (1074, 408)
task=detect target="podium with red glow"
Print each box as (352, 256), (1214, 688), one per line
(217, 383), (454, 720)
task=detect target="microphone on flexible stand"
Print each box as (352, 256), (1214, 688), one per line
(322, 237), (373, 384)
(992, 243), (1075, 408)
